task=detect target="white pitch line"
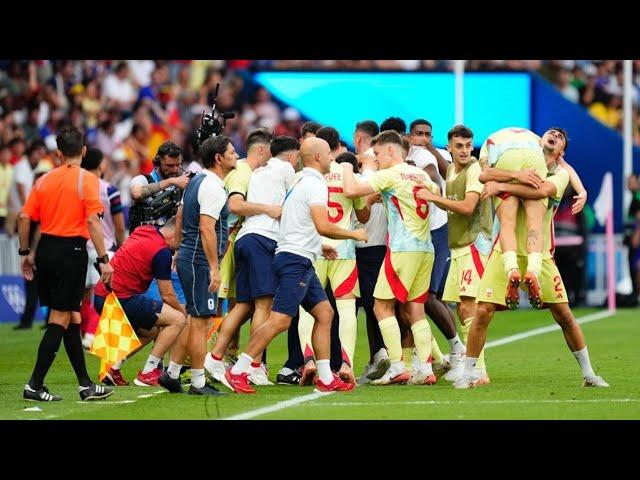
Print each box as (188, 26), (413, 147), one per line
(75, 400), (137, 405)
(223, 391), (333, 420)
(484, 310), (614, 348)
(223, 309), (617, 420)
(304, 399), (639, 407)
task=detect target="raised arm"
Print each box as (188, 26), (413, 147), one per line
(342, 163), (375, 198)
(557, 158), (587, 214)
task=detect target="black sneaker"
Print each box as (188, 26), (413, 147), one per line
(276, 368), (302, 385)
(79, 384), (114, 401)
(13, 324), (32, 330)
(188, 383), (228, 396)
(159, 372), (184, 393)
(23, 384), (62, 402)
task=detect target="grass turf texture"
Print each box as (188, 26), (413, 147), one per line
(1, 308), (638, 420)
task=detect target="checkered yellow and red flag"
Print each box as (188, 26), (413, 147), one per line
(89, 292), (141, 381)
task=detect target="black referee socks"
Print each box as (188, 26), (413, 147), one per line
(29, 323), (66, 390)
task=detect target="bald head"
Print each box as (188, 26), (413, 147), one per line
(301, 137), (329, 166)
(300, 137), (333, 174)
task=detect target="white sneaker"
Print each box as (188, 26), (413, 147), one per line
(249, 363), (274, 386)
(408, 363), (437, 385)
(371, 363), (410, 385)
(583, 375), (609, 387)
(443, 351), (465, 382)
(453, 374), (477, 389)
(82, 333), (94, 350)
(367, 353), (391, 381)
(357, 363), (373, 385)
(204, 354), (226, 383)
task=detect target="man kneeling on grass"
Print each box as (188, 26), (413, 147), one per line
(94, 217), (186, 393)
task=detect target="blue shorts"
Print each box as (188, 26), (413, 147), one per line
(176, 258), (217, 317)
(430, 223), (451, 295)
(235, 233), (278, 303)
(94, 293), (162, 332)
(147, 271), (186, 305)
(271, 252), (328, 317)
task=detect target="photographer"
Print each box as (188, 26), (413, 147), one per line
(129, 141), (191, 233)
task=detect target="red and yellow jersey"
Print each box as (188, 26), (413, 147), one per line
(368, 162), (438, 253)
(323, 161), (365, 259)
(480, 127), (542, 166)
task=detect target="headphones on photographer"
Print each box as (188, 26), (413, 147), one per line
(153, 141), (182, 168)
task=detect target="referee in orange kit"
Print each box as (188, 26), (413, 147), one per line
(18, 126), (116, 402)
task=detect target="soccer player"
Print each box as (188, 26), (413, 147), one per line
(216, 128), (279, 366)
(167, 136), (238, 396)
(342, 130), (440, 385)
(205, 136), (300, 385)
(351, 120), (392, 384)
(478, 127), (548, 310)
(222, 137), (367, 394)
(416, 125), (493, 383)
(297, 147), (371, 385)
(407, 119), (466, 376)
(456, 127), (609, 389)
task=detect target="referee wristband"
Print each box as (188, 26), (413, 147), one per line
(18, 248), (30, 256)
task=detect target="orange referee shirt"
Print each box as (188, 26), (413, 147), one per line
(22, 163), (104, 239)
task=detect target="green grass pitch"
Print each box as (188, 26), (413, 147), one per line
(1, 307), (638, 420)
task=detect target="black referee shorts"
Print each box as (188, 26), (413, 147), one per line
(36, 234), (88, 312)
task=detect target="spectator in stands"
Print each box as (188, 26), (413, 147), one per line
(0, 143), (12, 232)
(555, 68), (580, 103)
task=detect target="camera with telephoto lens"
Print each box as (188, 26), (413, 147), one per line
(140, 170), (197, 226)
(194, 83), (236, 153)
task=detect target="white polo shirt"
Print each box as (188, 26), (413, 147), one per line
(198, 169), (227, 220)
(275, 167), (328, 262)
(406, 146), (452, 231)
(354, 169), (387, 248)
(237, 157), (295, 242)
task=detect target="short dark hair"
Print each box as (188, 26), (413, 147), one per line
(371, 130), (404, 148)
(335, 151), (359, 174)
(56, 126), (85, 157)
(547, 126), (570, 153)
(156, 141), (182, 161)
(339, 140), (348, 148)
(447, 124), (474, 140)
(355, 120), (379, 138)
(81, 147), (104, 171)
(26, 139), (46, 157)
(246, 128), (274, 150)
(316, 126), (340, 151)
(8, 137), (25, 148)
(380, 116), (406, 134)
(200, 135), (232, 169)
(270, 136), (300, 157)
(301, 121), (322, 137)
(409, 119), (433, 133)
